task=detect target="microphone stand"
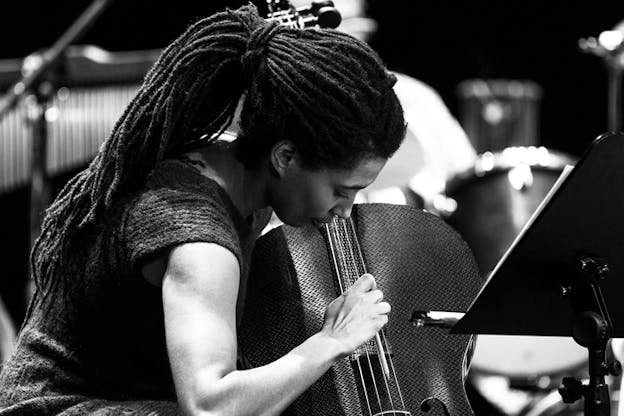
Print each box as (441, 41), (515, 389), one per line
(0, 0), (116, 303)
(579, 28), (624, 132)
(558, 257), (622, 416)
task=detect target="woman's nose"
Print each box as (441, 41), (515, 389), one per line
(331, 201), (353, 219)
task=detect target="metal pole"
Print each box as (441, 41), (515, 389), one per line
(0, 0), (117, 120)
(606, 59), (622, 132)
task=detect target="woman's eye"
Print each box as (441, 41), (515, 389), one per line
(334, 190), (349, 198)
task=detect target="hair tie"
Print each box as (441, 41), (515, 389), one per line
(241, 22), (281, 83)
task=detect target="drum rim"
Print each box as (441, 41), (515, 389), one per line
(444, 146), (576, 194)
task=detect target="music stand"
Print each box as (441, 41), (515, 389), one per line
(452, 132), (624, 416)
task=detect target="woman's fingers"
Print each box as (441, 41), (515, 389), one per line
(375, 301), (391, 315)
(350, 273), (376, 292)
(362, 289), (384, 304)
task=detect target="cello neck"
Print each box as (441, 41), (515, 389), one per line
(322, 216), (367, 294)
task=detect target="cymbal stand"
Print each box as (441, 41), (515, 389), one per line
(558, 256), (622, 416)
(24, 78), (55, 256)
(0, 0), (116, 229)
(0, 0), (116, 305)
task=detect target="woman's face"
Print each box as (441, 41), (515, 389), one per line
(270, 153), (386, 227)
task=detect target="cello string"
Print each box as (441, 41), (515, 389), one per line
(332, 220), (379, 416)
(324, 223), (346, 293)
(344, 218), (392, 381)
(346, 217), (408, 414)
(324, 221), (373, 416)
(381, 328), (407, 412)
(341, 219), (394, 414)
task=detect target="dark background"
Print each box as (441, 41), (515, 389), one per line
(1, 0), (622, 154)
(0, 0), (623, 323)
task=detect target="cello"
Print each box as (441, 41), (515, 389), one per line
(239, 203), (483, 415)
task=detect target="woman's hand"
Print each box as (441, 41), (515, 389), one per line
(321, 273), (391, 356)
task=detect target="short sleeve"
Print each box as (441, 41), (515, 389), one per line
(120, 176), (244, 272)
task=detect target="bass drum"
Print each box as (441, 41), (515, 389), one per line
(441, 147), (586, 407)
(470, 334), (587, 388)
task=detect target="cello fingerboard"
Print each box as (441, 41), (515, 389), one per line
(321, 216), (366, 293)
(322, 216), (412, 415)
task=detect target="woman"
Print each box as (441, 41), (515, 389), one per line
(0, 4), (405, 415)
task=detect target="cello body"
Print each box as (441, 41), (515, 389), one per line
(238, 204), (482, 415)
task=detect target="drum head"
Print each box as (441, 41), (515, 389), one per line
(470, 335), (587, 378)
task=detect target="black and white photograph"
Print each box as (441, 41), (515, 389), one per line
(1, 1), (624, 415)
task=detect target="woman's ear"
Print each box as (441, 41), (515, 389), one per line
(270, 140), (298, 178)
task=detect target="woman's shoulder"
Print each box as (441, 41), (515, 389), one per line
(145, 158), (220, 193)
(115, 160), (246, 272)
(123, 159), (236, 227)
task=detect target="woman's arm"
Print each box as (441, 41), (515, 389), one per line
(159, 242), (388, 416)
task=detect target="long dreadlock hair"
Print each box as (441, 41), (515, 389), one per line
(31, 4), (405, 297)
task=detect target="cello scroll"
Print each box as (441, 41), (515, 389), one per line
(266, 0), (342, 29)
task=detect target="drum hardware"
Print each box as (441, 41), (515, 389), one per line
(0, 0), (116, 119)
(0, 0), (116, 312)
(434, 155), (538, 216)
(579, 21), (624, 132)
(456, 79), (542, 154)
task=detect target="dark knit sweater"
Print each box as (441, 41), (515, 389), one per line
(0, 159), (271, 415)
